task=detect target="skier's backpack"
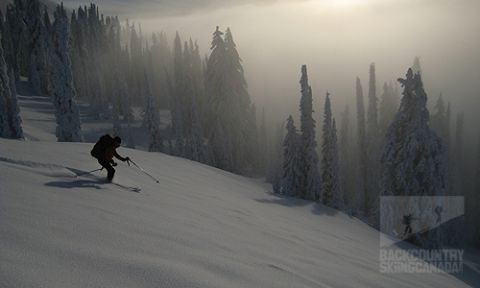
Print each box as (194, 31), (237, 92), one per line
(91, 134), (113, 159)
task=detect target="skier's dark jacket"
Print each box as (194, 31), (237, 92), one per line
(402, 215), (412, 225)
(91, 134), (127, 162)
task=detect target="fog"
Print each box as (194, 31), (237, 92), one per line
(65, 0), (480, 139)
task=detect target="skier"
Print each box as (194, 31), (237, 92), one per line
(91, 134), (130, 182)
(402, 214), (416, 237)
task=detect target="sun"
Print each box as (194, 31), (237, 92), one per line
(325, 0), (371, 8)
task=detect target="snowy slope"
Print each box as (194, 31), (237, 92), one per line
(0, 138), (472, 288)
(1, 90), (475, 287)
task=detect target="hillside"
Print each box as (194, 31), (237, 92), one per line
(0, 138), (472, 288)
(1, 85), (476, 287)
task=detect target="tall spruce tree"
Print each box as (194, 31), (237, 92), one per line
(356, 77), (367, 215)
(381, 68), (447, 246)
(431, 94), (450, 145)
(379, 82), (399, 135)
(279, 115), (301, 196)
(367, 63), (379, 137)
(143, 72), (163, 152)
(267, 123), (284, 187)
(298, 65), (321, 200)
(206, 27), (257, 174)
(50, 4), (82, 142)
(0, 40), (12, 138)
(224, 27), (258, 174)
(321, 93), (343, 209)
(6, 69), (23, 139)
(339, 105), (356, 213)
(27, 0), (49, 94)
(366, 63), (381, 223)
(412, 56), (422, 75)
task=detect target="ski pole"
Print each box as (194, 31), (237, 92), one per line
(75, 167), (103, 177)
(127, 159), (160, 183)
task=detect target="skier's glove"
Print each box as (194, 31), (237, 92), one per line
(124, 157), (130, 162)
(112, 162), (118, 167)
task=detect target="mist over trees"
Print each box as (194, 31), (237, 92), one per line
(1, 0), (479, 248)
(275, 61), (478, 248)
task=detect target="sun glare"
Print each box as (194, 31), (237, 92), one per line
(323, 0), (371, 9)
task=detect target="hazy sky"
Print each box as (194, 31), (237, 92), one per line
(62, 0), (480, 140)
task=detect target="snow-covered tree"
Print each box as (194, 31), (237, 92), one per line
(366, 63), (381, 223)
(0, 8), (18, 81)
(298, 65), (321, 200)
(321, 93), (343, 209)
(339, 105), (356, 213)
(0, 11), (23, 139)
(171, 32), (185, 156)
(143, 72), (163, 152)
(379, 82), (399, 135)
(267, 123), (284, 187)
(50, 3), (82, 142)
(381, 68), (447, 246)
(412, 56), (422, 75)
(0, 43), (11, 137)
(356, 77), (367, 215)
(205, 26), (257, 174)
(431, 94), (450, 146)
(27, 0), (50, 94)
(367, 63), (379, 138)
(259, 107), (268, 173)
(224, 27), (258, 174)
(279, 115), (301, 196)
(6, 69), (23, 139)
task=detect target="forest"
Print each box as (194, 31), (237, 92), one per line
(0, 0), (479, 250)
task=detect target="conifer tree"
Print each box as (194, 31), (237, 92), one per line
(206, 27), (257, 174)
(0, 42), (11, 138)
(339, 105), (355, 213)
(381, 68), (447, 246)
(143, 72), (163, 152)
(27, 0), (49, 94)
(6, 69), (23, 139)
(260, 107), (268, 173)
(321, 93), (344, 209)
(224, 27), (258, 174)
(171, 32), (186, 156)
(0, 8), (17, 81)
(267, 123), (284, 186)
(431, 95), (449, 145)
(356, 77), (367, 215)
(379, 82), (399, 135)
(298, 65), (321, 200)
(330, 119), (343, 209)
(366, 63), (380, 222)
(367, 63), (379, 138)
(279, 115), (301, 196)
(412, 56), (422, 75)
(50, 4), (82, 142)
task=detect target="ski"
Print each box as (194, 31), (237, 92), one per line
(110, 182), (141, 193)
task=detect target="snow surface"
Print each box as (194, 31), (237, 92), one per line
(1, 90), (476, 287)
